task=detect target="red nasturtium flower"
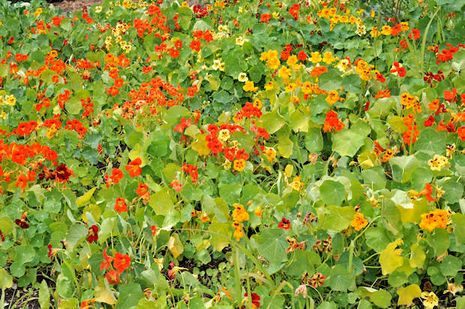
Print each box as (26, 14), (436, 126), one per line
(458, 126), (465, 141)
(100, 249), (113, 271)
(170, 179), (183, 192)
(125, 157), (142, 177)
(114, 198), (128, 213)
(113, 253), (131, 273)
(278, 217), (291, 230)
(244, 292), (261, 308)
(136, 183), (150, 199)
(15, 212), (29, 229)
(390, 61), (406, 77)
(444, 88), (457, 102)
(105, 168), (123, 187)
(421, 183), (435, 202)
(15, 174), (29, 190)
(48, 244), (53, 258)
(151, 225), (158, 236)
(86, 225), (99, 243)
(323, 110), (345, 133)
(105, 269), (121, 285)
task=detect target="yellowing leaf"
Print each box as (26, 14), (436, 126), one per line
(76, 187), (97, 207)
(81, 204), (102, 223)
(168, 233), (184, 259)
(397, 284), (421, 306)
(192, 133), (211, 156)
(397, 199), (428, 223)
(409, 243), (426, 269)
(94, 284), (117, 305)
(284, 164), (294, 178)
(379, 239), (404, 275)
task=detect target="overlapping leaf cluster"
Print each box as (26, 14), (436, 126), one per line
(1, 0), (465, 308)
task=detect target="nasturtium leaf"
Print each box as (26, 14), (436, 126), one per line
(365, 227), (392, 252)
(379, 239), (405, 275)
(251, 229), (288, 273)
(212, 90), (233, 104)
(66, 96), (82, 114)
(65, 224), (88, 251)
(317, 301), (338, 309)
(396, 284), (421, 306)
(436, 177), (464, 203)
(76, 187), (97, 207)
(409, 243), (426, 269)
(452, 214), (465, 244)
(361, 167), (386, 190)
(387, 115), (407, 133)
(258, 111), (285, 134)
(0, 216), (14, 235)
(117, 283), (143, 309)
(317, 206), (355, 232)
(277, 134), (293, 158)
(289, 110), (309, 132)
(370, 290), (392, 308)
(191, 133), (211, 156)
(218, 183), (242, 204)
(56, 273), (75, 299)
(208, 221), (230, 251)
(428, 229), (450, 257)
(39, 280), (50, 309)
(427, 266), (447, 285)
(10, 246), (36, 277)
(95, 284), (117, 305)
(164, 106), (190, 126)
(439, 255), (462, 277)
(332, 121), (370, 157)
(98, 218), (118, 243)
(326, 265), (356, 292)
(304, 128), (323, 152)
(149, 188), (174, 216)
(389, 156), (419, 183)
(319, 180), (345, 206)
(168, 233), (184, 259)
(456, 296), (465, 308)
(0, 268), (13, 289)
(414, 128), (447, 155)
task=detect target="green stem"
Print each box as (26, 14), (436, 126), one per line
(420, 7), (440, 73)
(1, 288), (5, 309)
(234, 247), (242, 303)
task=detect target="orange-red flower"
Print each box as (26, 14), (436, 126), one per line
(100, 249), (113, 271)
(113, 252), (131, 273)
(323, 110), (344, 133)
(125, 158), (142, 177)
(105, 269), (120, 285)
(114, 198), (128, 213)
(458, 126), (465, 141)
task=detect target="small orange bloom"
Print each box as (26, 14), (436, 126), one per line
(114, 198), (128, 213)
(125, 158), (142, 177)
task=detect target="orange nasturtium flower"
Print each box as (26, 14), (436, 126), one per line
(232, 203), (249, 222)
(114, 197), (128, 213)
(233, 159), (246, 172)
(125, 157), (142, 177)
(351, 212), (368, 231)
(419, 209), (450, 232)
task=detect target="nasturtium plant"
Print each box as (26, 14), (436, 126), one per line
(1, 0), (465, 307)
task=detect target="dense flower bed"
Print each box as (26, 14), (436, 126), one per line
(1, 0), (465, 307)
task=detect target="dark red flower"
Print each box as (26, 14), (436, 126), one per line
(48, 244), (53, 258)
(278, 217), (291, 230)
(86, 225), (99, 243)
(15, 212), (29, 229)
(244, 293), (261, 308)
